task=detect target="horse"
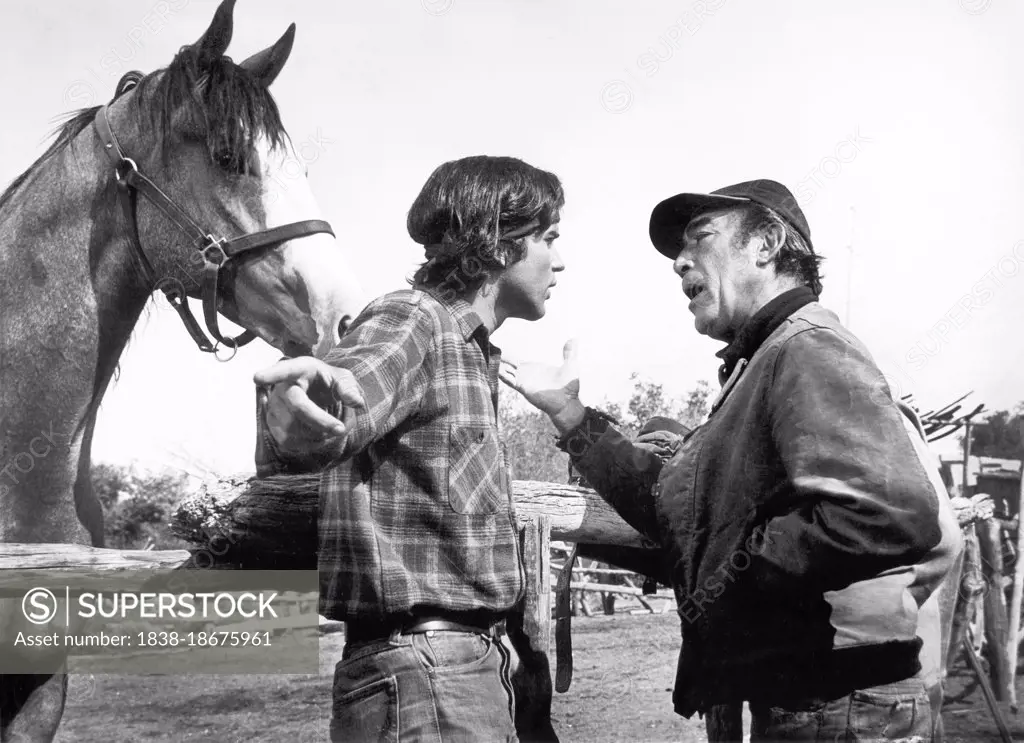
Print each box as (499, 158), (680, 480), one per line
(0, 0), (364, 738)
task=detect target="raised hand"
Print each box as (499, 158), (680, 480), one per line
(253, 356), (365, 457)
(499, 339), (586, 434)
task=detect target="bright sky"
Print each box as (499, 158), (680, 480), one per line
(2, 0), (1021, 476)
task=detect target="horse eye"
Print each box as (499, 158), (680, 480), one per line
(213, 150), (245, 174)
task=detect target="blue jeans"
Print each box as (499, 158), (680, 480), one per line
(330, 628), (519, 742)
(749, 677), (933, 741)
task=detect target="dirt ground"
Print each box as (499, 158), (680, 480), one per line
(52, 610), (1024, 742)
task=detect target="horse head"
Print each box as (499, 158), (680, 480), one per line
(99, 0), (364, 358)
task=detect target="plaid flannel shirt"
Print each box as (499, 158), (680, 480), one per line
(255, 287), (525, 622)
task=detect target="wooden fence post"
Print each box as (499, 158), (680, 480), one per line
(521, 516), (552, 654)
(509, 516), (558, 743)
(978, 517), (1013, 702)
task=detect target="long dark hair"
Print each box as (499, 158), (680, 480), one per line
(407, 155), (564, 295)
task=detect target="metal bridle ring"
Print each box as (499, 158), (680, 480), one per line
(154, 277), (186, 305)
(213, 340), (239, 363)
(201, 240), (228, 268)
(115, 157), (138, 186)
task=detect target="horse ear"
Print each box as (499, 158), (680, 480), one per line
(239, 24), (296, 87)
(192, 0), (236, 63)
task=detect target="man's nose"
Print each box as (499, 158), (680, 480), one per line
(673, 250), (692, 277)
(551, 246), (566, 272)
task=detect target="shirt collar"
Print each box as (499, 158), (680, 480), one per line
(715, 286), (818, 385)
(420, 285), (491, 343)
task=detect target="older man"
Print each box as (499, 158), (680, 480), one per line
(501, 180), (961, 741)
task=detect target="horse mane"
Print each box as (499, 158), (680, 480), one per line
(0, 107), (101, 212)
(0, 45), (289, 211)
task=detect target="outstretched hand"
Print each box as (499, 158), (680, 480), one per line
(253, 357), (366, 457)
(499, 339), (585, 434)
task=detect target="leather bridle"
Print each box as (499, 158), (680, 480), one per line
(92, 73), (336, 358)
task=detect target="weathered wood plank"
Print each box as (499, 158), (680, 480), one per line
(0, 544), (191, 572)
(0, 544), (193, 594)
(521, 517), (552, 655)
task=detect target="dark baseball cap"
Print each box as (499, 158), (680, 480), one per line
(649, 179), (812, 259)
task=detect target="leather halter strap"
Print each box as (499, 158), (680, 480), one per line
(92, 101), (335, 355)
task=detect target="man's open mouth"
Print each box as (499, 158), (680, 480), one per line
(684, 282), (706, 301)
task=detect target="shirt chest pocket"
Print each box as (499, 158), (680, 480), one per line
(447, 423), (505, 515)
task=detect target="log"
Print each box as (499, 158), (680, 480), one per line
(0, 490), (992, 576)
(170, 473), (660, 569)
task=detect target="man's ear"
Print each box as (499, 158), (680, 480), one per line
(755, 223), (786, 267)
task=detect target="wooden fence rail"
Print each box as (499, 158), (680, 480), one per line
(169, 474), (659, 569)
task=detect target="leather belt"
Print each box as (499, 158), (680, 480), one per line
(345, 614), (505, 645)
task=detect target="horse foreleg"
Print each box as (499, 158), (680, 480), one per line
(0, 670), (67, 743)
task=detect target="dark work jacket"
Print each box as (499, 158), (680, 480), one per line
(558, 301), (961, 716)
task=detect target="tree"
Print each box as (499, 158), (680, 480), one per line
(499, 397), (570, 483)
(500, 374), (712, 483)
(91, 463), (194, 550)
(970, 404), (1024, 461)
(603, 374), (711, 440)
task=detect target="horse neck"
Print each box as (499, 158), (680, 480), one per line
(0, 118), (154, 424)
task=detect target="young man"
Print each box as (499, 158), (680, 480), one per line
(252, 155), (564, 742)
(501, 179), (961, 741)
